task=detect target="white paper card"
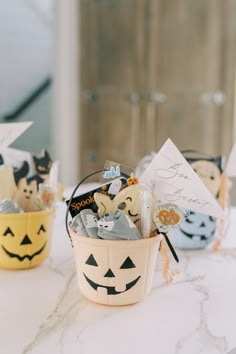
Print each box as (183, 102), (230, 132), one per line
(0, 122), (33, 150)
(0, 147), (34, 175)
(225, 142), (236, 177)
(140, 138), (224, 218)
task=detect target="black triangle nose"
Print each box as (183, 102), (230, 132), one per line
(104, 268), (115, 278)
(20, 234), (32, 245)
(200, 222), (206, 228)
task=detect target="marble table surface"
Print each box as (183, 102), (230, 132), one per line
(1, 197), (236, 354)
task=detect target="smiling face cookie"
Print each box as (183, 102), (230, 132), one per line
(191, 160), (221, 197)
(94, 184), (141, 227)
(13, 178), (40, 212)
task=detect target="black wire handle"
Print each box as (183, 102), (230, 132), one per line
(65, 169), (107, 245)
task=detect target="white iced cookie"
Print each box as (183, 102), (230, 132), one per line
(13, 178), (40, 212)
(94, 184), (141, 227)
(191, 160), (221, 197)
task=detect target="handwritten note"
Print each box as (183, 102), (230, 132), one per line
(0, 122), (33, 150)
(140, 138), (224, 219)
(225, 142), (236, 177)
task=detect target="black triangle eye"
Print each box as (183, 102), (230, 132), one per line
(86, 254), (98, 266)
(3, 227), (14, 237)
(37, 224), (46, 235)
(120, 256), (136, 269)
(186, 217), (193, 223)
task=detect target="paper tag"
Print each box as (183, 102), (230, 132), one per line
(225, 142), (236, 177)
(100, 160), (134, 184)
(0, 122), (33, 150)
(103, 166), (121, 179)
(140, 138), (224, 219)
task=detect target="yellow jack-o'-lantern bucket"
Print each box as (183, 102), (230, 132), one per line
(70, 231), (162, 306)
(66, 169), (162, 306)
(0, 208), (55, 270)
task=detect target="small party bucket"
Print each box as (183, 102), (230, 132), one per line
(0, 208), (55, 269)
(168, 150), (222, 250)
(70, 230), (162, 306)
(169, 210), (217, 249)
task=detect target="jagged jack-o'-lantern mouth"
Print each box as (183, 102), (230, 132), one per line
(0, 210), (55, 270)
(83, 273), (141, 295)
(178, 212), (216, 241)
(179, 227), (215, 241)
(2, 242), (46, 262)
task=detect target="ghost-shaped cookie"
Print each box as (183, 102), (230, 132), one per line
(13, 178), (40, 212)
(94, 184), (141, 226)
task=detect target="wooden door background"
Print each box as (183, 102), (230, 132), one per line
(80, 0), (236, 177)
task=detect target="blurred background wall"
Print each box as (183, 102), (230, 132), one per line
(78, 0), (236, 179)
(1, 0), (236, 192)
(0, 0), (53, 153)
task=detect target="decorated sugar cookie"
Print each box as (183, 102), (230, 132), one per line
(13, 178), (41, 212)
(28, 150), (53, 186)
(191, 160), (221, 197)
(94, 184), (142, 227)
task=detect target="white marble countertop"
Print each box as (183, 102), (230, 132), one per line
(1, 199), (236, 354)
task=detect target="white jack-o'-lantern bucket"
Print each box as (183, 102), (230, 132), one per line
(168, 150), (222, 250)
(169, 210), (217, 249)
(70, 231), (162, 306)
(0, 209), (55, 270)
(65, 169), (163, 305)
